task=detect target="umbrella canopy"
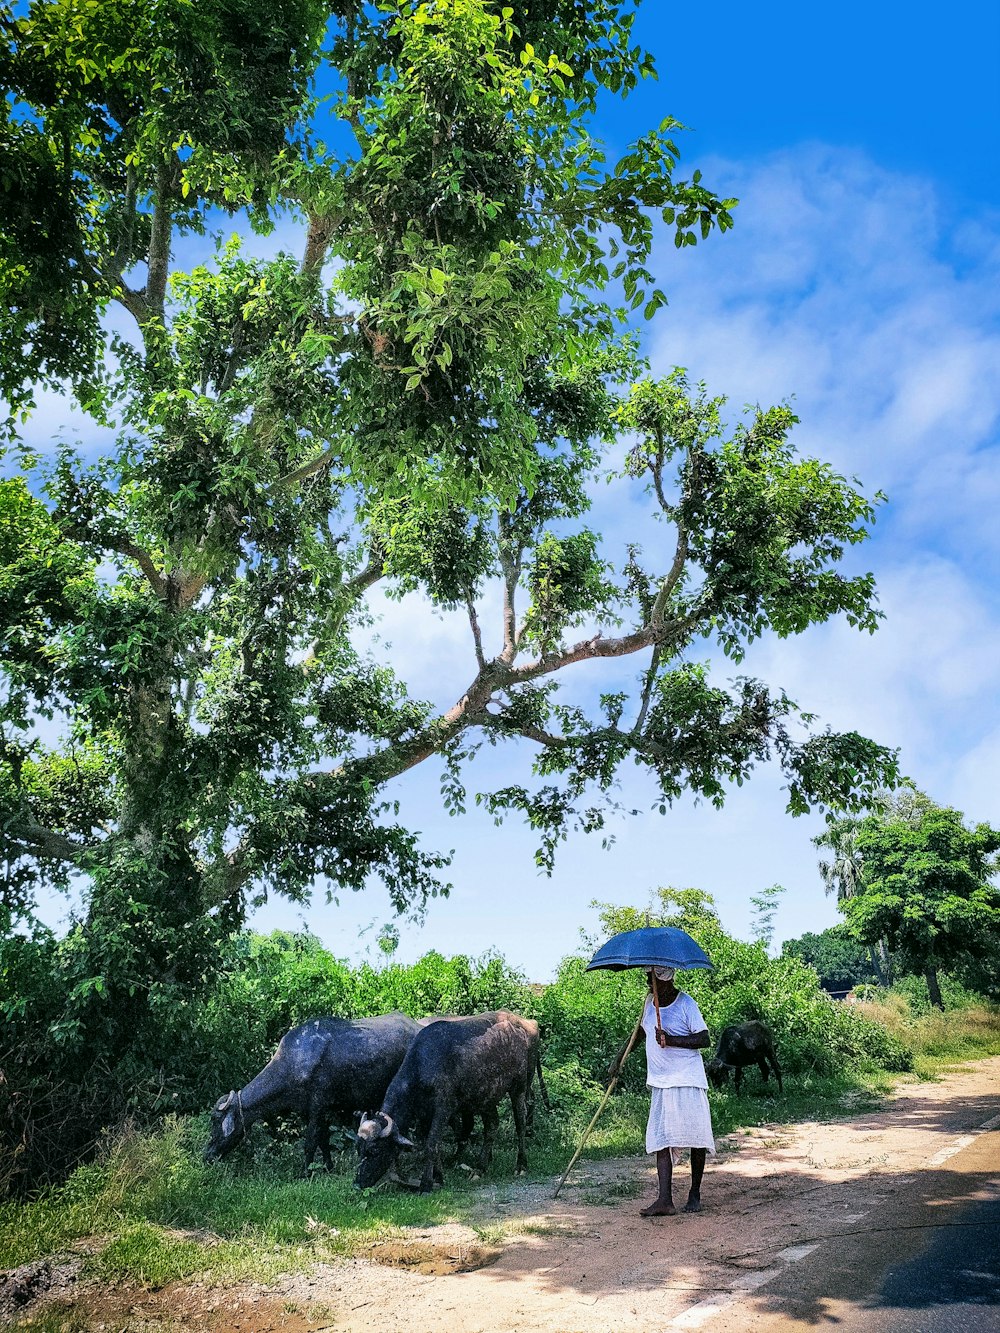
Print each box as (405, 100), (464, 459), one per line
(585, 925), (712, 973)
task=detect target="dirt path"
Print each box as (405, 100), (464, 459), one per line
(11, 1057), (1000, 1332)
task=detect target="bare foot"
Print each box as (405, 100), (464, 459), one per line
(682, 1195), (702, 1213)
(639, 1200), (676, 1217)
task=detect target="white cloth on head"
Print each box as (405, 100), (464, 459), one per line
(643, 992), (709, 1089)
(645, 1086), (716, 1161)
(652, 966), (675, 981)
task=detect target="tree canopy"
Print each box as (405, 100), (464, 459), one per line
(1, 1), (898, 1054)
(842, 802), (1000, 1008)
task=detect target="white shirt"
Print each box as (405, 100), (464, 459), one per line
(642, 992), (709, 1090)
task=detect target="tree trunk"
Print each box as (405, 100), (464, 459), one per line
(924, 966), (944, 1010)
(878, 937), (894, 986)
(867, 944), (887, 986)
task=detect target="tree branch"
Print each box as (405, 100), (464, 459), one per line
(481, 715), (571, 749)
(112, 278), (152, 327)
(498, 514), (521, 663)
(301, 211), (337, 277)
(58, 514), (167, 600)
(316, 614), (695, 788)
(145, 159), (173, 319)
(4, 816), (95, 865)
(273, 446), (337, 490)
(223, 603), (702, 887)
(651, 526), (688, 623)
(633, 643), (661, 736)
(111, 164), (138, 275)
(650, 424), (671, 514)
(506, 613), (695, 688)
(302, 552), (385, 669)
(215, 321), (246, 395)
(115, 539), (167, 599)
(465, 592), (486, 670)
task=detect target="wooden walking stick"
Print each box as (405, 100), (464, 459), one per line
(553, 1012), (644, 1199)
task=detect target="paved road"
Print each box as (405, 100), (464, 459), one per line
(714, 1125), (1000, 1333)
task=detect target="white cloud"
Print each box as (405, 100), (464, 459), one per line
(651, 149), (1000, 539)
(947, 727), (1000, 822)
(353, 584), (504, 712)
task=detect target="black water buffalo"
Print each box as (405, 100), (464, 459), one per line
(204, 1012), (420, 1171)
(353, 1011), (548, 1193)
(706, 1019), (783, 1093)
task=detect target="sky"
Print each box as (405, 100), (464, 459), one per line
(23, 2), (1000, 979)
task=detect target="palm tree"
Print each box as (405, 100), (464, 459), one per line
(814, 814), (891, 984)
(815, 817), (864, 903)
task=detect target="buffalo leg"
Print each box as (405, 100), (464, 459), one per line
(734, 1065), (743, 1094)
(758, 1056), (770, 1086)
(317, 1120), (334, 1170)
(302, 1110), (322, 1174)
(478, 1105), (499, 1174)
(511, 1089), (528, 1175)
(453, 1109), (475, 1162)
(422, 1106), (450, 1193)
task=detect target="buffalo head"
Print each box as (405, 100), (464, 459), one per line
(204, 1090), (247, 1162)
(705, 1058), (731, 1089)
(353, 1111), (414, 1188)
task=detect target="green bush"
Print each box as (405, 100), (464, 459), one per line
(535, 897), (913, 1092)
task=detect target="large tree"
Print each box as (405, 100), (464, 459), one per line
(813, 788), (936, 984)
(1, 0), (897, 1055)
(843, 805), (1000, 1009)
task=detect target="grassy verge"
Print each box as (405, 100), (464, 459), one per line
(849, 999), (1000, 1078)
(2, 1006), (997, 1296)
(0, 1075), (891, 1287)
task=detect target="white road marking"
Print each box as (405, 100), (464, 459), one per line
(669, 1107), (1000, 1330)
(777, 1243), (821, 1262)
(928, 1111), (1000, 1165)
(667, 1246), (819, 1328)
(669, 1103), (997, 1322)
(929, 1134), (977, 1165)
(668, 1270), (782, 1329)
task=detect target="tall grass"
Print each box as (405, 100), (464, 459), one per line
(0, 1082), (650, 1283)
(849, 998), (1000, 1076)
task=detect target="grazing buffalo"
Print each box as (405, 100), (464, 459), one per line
(204, 1012), (420, 1171)
(706, 1019), (783, 1094)
(354, 1011), (548, 1193)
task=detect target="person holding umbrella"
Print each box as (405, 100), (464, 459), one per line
(608, 964), (714, 1216)
(554, 926), (714, 1210)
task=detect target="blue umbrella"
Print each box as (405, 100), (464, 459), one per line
(585, 926), (713, 973)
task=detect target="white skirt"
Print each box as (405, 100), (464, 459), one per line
(646, 1086), (716, 1162)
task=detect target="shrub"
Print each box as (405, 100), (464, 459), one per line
(536, 907), (914, 1090)
(888, 972), (983, 1015)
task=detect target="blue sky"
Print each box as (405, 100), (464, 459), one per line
(28, 2), (1000, 978)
